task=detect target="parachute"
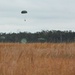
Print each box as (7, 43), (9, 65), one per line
(21, 10), (28, 21)
(21, 10), (27, 14)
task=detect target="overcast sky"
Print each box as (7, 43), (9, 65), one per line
(0, 0), (75, 33)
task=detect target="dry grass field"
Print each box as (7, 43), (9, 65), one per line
(0, 43), (75, 75)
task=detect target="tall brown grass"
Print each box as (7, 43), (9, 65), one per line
(0, 43), (75, 75)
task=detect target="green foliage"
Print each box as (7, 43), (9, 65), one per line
(0, 30), (75, 43)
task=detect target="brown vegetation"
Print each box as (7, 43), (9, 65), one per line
(0, 43), (75, 75)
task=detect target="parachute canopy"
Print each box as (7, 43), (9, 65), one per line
(21, 10), (27, 14)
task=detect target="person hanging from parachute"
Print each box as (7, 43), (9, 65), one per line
(21, 10), (28, 21)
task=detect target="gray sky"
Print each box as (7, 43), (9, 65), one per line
(0, 0), (75, 33)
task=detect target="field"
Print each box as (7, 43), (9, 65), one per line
(0, 43), (75, 75)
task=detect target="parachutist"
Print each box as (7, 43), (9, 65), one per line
(24, 19), (26, 21)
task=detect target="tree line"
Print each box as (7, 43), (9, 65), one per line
(0, 30), (75, 43)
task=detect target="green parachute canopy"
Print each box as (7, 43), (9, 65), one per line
(21, 10), (27, 14)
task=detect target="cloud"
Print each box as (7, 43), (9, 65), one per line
(0, 0), (75, 33)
